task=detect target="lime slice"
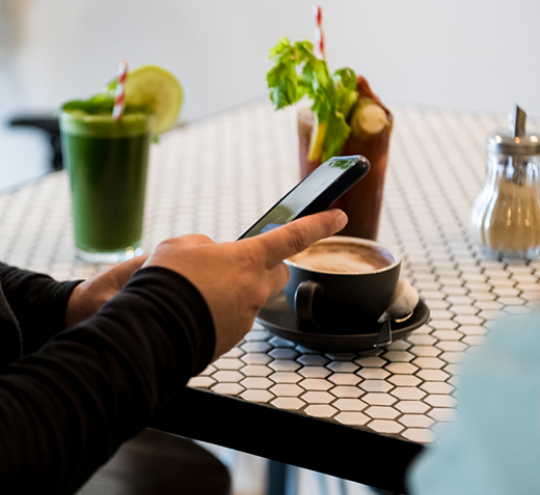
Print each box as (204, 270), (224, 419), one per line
(124, 65), (183, 136)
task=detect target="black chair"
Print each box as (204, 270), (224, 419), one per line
(8, 114), (63, 172)
(76, 429), (232, 495)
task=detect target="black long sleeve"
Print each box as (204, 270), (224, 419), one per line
(0, 266), (216, 495)
(0, 262), (82, 357)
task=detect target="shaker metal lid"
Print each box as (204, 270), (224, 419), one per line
(488, 132), (540, 154)
(487, 105), (540, 154)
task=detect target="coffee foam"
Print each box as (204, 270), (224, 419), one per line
(289, 241), (393, 274)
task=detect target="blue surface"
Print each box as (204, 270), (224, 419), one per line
(408, 312), (540, 494)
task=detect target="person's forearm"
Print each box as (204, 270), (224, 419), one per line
(0, 267), (215, 495)
(0, 262), (82, 353)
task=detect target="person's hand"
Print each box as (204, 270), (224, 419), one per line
(143, 209), (348, 360)
(65, 255), (149, 327)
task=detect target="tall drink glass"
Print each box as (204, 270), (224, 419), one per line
(297, 107), (392, 241)
(59, 103), (153, 263)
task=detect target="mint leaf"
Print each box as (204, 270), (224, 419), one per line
(267, 38), (357, 161)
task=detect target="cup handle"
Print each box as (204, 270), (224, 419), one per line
(295, 280), (324, 331)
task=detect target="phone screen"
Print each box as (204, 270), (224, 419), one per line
(241, 156), (361, 238)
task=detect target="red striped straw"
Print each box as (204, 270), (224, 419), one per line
(313, 5), (326, 61)
(112, 60), (128, 120)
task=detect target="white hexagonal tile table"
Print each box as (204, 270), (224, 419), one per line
(2, 99), (539, 493)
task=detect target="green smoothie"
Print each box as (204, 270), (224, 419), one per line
(59, 101), (154, 262)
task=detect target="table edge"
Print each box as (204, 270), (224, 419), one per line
(151, 387), (424, 493)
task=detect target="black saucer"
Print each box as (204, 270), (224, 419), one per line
(256, 292), (430, 352)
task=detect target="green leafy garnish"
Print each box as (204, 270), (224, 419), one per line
(267, 38), (358, 161)
(90, 79), (159, 142)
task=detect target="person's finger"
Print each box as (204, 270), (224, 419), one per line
(265, 261), (290, 297)
(103, 254), (149, 287)
(250, 209), (348, 267)
(121, 254), (148, 272)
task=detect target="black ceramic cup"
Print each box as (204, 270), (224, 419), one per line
(284, 236), (401, 333)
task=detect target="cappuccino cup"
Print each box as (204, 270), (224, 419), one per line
(284, 236), (401, 333)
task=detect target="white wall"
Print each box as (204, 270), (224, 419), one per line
(1, 0), (539, 189)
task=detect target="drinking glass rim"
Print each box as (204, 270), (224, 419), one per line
(58, 103), (155, 138)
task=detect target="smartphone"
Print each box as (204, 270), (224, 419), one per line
(239, 155), (370, 239)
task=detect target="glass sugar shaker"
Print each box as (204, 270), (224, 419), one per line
(470, 105), (540, 258)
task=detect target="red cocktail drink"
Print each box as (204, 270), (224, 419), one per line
(297, 77), (393, 240)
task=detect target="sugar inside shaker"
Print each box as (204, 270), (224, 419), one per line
(470, 105), (540, 258)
